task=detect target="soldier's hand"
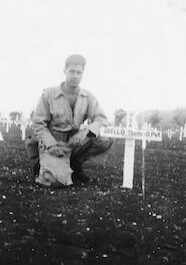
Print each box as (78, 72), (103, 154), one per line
(69, 129), (89, 147)
(47, 145), (65, 157)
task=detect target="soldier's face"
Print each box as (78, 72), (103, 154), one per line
(64, 64), (84, 88)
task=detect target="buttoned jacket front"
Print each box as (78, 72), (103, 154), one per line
(33, 82), (108, 148)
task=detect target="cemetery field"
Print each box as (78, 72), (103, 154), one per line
(0, 139), (185, 265)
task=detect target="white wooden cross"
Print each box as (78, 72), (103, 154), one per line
(21, 123), (26, 140)
(6, 121), (10, 133)
(100, 126), (162, 190)
(0, 131), (4, 141)
(179, 126), (184, 141)
(168, 129), (173, 139)
(184, 124), (186, 138)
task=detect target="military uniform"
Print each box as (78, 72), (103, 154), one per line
(26, 82), (112, 187)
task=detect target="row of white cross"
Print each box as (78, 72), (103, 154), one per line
(0, 119), (32, 141)
(1, 119), (186, 141)
(168, 125), (186, 140)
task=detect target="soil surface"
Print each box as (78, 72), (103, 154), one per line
(0, 139), (185, 265)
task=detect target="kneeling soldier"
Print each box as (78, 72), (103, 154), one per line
(26, 54), (113, 187)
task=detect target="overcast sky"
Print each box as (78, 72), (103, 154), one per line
(0, 0), (186, 119)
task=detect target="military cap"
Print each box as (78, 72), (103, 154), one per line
(65, 54), (86, 69)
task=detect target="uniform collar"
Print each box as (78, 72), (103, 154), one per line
(54, 82), (88, 98)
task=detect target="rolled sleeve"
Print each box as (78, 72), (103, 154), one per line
(33, 91), (57, 148)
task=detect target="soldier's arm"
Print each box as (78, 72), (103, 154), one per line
(32, 91), (57, 148)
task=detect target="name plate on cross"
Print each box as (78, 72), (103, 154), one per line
(100, 127), (162, 141)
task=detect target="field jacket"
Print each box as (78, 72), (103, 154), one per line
(33, 82), (108, 148)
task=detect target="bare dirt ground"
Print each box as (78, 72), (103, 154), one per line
(0, 139), (185, 265)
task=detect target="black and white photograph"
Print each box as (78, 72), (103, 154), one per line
(0, 0), (185, 264)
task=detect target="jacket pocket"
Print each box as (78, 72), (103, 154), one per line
(51, 110), (66, 124)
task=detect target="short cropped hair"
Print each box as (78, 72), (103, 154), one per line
(65, 54), (86, 69)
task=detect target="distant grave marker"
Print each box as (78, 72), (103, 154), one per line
(0, 131), (4, 141)
(168, 129), (173, 139)
(184, 124), (186, 138)
(179, 126), (186, 141)
(6, 121), (9, 133)
(180, 127), (183, 141)
(21, 123), (26, 140)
